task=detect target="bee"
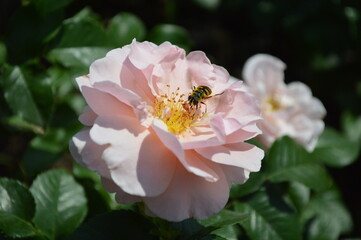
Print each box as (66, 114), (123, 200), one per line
(187, 86), (224, 110)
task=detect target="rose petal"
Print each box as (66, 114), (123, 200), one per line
(152, 119), (218, 180)
(225, 124), (262, 143)
(76, 76), (134, 118)
(90, 115), (176, 197)
(93, 80), (151, 127)
(220, 164), (248, 184)
(306, 120), (325, 151)
(89, 46), (130, 85)
(127, 40), (173, 69)
(79, 106), (97, 126)
(151, 56), (190, 97)
(120, 57), (155, 104)
(179, 125), (221, 149)
(242, 54), (286, 97)
(185, 150), (219, 182)
(195, 142), (264, 172)
(308, 97), (326, 119)
(101, 177), (142, 204)
(144, 161), (229, 221)
(218, 88), (261, 124)
(69, 128), (110, 178)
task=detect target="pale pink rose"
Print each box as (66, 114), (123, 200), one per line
(242, 54), (326, 151)
(69, 40), (264, 221)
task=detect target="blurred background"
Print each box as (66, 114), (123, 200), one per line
(1, 0), (360, 238)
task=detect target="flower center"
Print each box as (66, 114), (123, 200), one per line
(263, 96), (283, 112)
(153, 86), (205, 135)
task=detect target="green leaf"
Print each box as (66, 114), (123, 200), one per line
(286, 182), (310, 212)
(69, 210), (156, 240)
(47, 8), (109, 71)
(265, 136), (332, 191)
(147, 24), (192, 52)
(234, 191), (302, 240)
(0, 212), (37, 239)
(0, 178), (37, 238)
(73, 164), (117, 216)
(1, 66), (43, 126)
(47, 47), (110, 70)
(211, 224), (240, 240)
(21, 65), (55, 124)
(67, 7), (100, 23)
(311, 127), (360, 167)
(0, 178), (35, 220)
(22, 146), (62, 177)
(230, 172), (265, 198)
(56, 9), (107, 48)
(5, 7), (63, 63)
(47, 66), (78, 100)
(30, 169), (87, 240)
(167, 209), (249, 239)
(193, 0), (221, 11)
(301, 189), (352, 240)
(0, 41), (6, 64)
(199, 209), (248, 228)
(342, 112), (361, 142)
(6, 116), (45, 134)
(107, 12), (146, 47)
(30, 128), (71, 153)
(31, 0), (73, 15)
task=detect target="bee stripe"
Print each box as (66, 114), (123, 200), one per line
(188, 86), (218, 109)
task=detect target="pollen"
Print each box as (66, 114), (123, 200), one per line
(153, 87), (205, 135)
(263, 96), (283, 112)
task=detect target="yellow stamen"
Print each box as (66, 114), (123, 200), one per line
(263, 96), (283, 112)
(153, 88), (204, 135)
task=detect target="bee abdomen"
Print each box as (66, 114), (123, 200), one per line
(187, 86), (213, 108)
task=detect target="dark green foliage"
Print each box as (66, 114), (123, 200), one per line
(0, 0), (360, 239)
(265, 136), (333, 192)
(30, 169), (87, 240)
(69, 210), (156, 240)
(0, 179), (37, 238)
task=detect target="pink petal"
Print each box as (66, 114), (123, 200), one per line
(242, 54), (286, 97)
(225, 124), (262, 144)
(151, 56), (191, 97)
(179, 90), (262, 150)
(220, 164), (249, 184)
(308, 98), (327, 119)
(120, 57), (155, 104)
(184, 150), (219, 182)
(127, 40), (172, 69)
(195, 142), (264, 172)
(69, 128), (110, 178)
(76, 76), (134, 118)
(209, 113), (227, 143)
(186, 51), (214, 87)
(122, 41), (187, 102)
(288, 82), (326, 118)
(93, 80), (151, 127)
(90, 115), (176, 197)
(217, 88), (262, 126)
(144, 161), (229, 221)
(152, 119), (218, 180)
(306, 120), (325, 151)
(101, 178), (142, 204)
(89, 47), (130, 85)
(79, 106), (97, 126)
(179, 125), (221, 149)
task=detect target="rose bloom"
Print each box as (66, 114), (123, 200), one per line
(241, 54), (326, 151)
(69, 40), (264, 221)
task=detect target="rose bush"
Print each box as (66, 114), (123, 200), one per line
(242, 54), (326, 151)
(69, 40), (264, 221)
